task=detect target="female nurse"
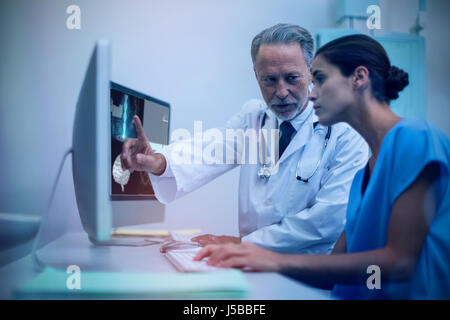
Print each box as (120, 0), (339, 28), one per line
(194, 34), (450, 299)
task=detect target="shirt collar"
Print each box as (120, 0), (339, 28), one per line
(275, 101), (314, 131)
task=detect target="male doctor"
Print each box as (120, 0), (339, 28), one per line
(121, 24), (369, 254)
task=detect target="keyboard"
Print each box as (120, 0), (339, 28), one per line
(165, 249), (223, 273)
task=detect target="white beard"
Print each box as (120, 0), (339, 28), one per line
(273, 92), (310, 121)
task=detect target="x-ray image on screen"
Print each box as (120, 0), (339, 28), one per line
(111, 90), (142, 143)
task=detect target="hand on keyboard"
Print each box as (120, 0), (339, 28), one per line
(159, 240), (200, 254)
(165, 249), (223, 272)
(161, 232), (226, 272)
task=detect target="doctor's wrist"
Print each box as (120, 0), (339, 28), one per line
(151, 153), (167, 176)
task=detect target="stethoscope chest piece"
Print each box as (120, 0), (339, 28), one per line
(257, 164), (273, 180)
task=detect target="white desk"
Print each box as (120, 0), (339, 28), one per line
(0, 232), (331, 299)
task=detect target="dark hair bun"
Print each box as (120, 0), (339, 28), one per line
(385, 66), (409, 100)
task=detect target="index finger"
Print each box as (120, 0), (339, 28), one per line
(133, 115), (146, 140)
(193, 245), (217, 261)
(121, 138), (136, 170)
(121, 137), (136, 156)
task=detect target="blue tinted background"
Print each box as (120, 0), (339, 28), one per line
(0, 0), (449, 256)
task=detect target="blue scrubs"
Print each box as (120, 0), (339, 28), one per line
(332, 118), (450, 299)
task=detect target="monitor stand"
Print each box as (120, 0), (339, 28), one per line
(89, 235), (164, 247)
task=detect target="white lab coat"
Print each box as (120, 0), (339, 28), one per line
(149, 99), (369, 254)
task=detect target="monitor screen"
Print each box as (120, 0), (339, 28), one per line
(109, 82), (170, 200)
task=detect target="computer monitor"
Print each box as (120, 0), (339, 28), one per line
(72, 39), (111, 244)
(72, 40), (170, 244)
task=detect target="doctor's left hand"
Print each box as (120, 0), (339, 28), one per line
(191, 234), (241, 246)
(193, 242), (283, 272)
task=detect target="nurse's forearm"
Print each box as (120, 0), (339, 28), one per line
(277, 247), (413, 287)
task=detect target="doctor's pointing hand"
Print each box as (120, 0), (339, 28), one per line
(121, 115), (167, 176)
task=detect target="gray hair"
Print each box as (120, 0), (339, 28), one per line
(251, 23), (315, 68)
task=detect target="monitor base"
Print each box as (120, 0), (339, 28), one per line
(89, 235), (163, 247)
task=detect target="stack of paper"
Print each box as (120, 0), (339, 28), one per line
(15, 267), (249, 299)
(111, 228), (201, 238)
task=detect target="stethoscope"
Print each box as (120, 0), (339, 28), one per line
(257, 114), (331, 183)
(295, 122), (331, 182)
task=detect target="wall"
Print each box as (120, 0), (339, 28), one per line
(380, 0), (450, 135)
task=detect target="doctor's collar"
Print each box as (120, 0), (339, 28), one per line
(274, 101), (314, 131)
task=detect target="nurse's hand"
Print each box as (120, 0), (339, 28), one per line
(193, 242), (282, 272)
(191, 234), (241, 246)
(121, 115), (166, 175)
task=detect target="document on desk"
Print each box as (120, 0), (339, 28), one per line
(111, 228), (202, 238)
(14, 267), (249, 299)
